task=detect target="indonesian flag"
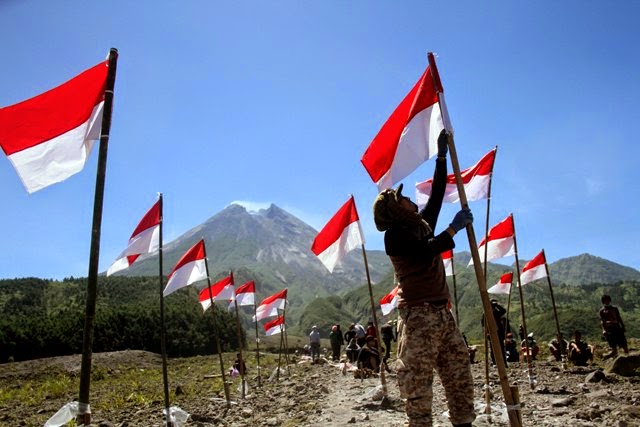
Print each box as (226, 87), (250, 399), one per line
(380, 285), (399, 316)
(361, 64), (450, 190)
(264, 315), (286, 336)
(311, 196), (364, 273)
(441, 249), (454, 277)
(470, 214), (515, 266)
(107, 199), (161, 276)
(254, 289), (287, 322)
(199, 273), (235, 312)
(0, 59), (109, 193)
(416, 148), (496, 208)
(520, 250), (548, 286)
(234, 280), (256, 306)
(163, 240), (207, 297)
(488, 272), (513, 295)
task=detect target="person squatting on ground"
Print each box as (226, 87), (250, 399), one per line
(329, 324), (344, 361)
(520, 332), (540, 361)
(373, 130), (475, 427)
(309, 325), (321, 363)
(345, 337), (360, 363)
(548, 334), (568, 362)
(358, 335), (383, 371)
(504, 332), (519, 363)
(599, 294), (629, 357)
(568, 330), (594, 366)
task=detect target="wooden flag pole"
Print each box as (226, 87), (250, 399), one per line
(157, 194), (174, 426)
(283, 309), (291, 375)
(276, 309), (284, 381)
(542, 250), (564, 355)
(203, 254), (231, 407)
(230, 272), (246, 399)
(76, 48), (119, 426)
(361, 244), (389, 402)
(511, 220), (536, 388)
(427, 52), (521, 427)
(253, 299), (262, 387)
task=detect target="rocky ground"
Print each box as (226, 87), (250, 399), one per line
(1, 349), (639, 426)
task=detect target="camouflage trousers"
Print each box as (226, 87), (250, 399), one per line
(395, 304), (475, 426)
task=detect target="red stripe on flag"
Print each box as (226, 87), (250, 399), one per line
(169, 240), (206, 279)
(311, 196), (360, 255)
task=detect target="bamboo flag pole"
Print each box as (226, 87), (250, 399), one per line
(482, 147), (497, 415)
(157, 194), (174, 426)
(282, 305), (292, 375)
(203, 253), (231, 407)
(252, 297), (262, 387)
(427, 52), (521, 427)
(230, 271), (246, 399)
(76, 48), (119, 426)
(511, 218), (536, 389)
(542, 250), (564, 352)
(360, 244), (388, 402)
(276, 309), (284, 381)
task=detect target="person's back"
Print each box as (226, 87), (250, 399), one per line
(345, 338), (360, 363)
(309, 326), (321, 362)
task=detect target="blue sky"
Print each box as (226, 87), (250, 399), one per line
(1, 1), (639, 279)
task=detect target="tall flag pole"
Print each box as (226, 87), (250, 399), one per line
(228, 272), (247, 399)
(75, 48), (119, 425)
(427, 52), (521, 427)
(236, 280), (261, 387)
(510, 216), (536, 389)
(157, 194), (173, 426)
(201, 255), (231, 407)
(521, 249), (563, 355)
(312, 196), (388, 401)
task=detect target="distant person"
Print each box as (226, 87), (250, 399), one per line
(504, 332), (519, 363)
(344, 323), (357, 346)
(230, 353), (246, 377)
(482, 298), (507, 365)
(380, 322), (396, 366)
(599, 294), (629, 357)
(345, 338), (360, 363)
(372, 129), (475, 426)
(462, 333), (477, 364)
(358, 335), (382, 371)
(568, 330), (594, 366)
(309, 325), (321, 363)
(354, 323), (367, 347)
(548, 334), (568, 362)
(329, 324), (344, 361)
(366, 321), (377, 338)
(520, 332), (539, 361)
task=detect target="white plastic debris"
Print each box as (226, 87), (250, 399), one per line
(44, 401), (85, 427)
(163, 406), (190, 427)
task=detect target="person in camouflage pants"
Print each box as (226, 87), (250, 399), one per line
(373, 130), (475, 426)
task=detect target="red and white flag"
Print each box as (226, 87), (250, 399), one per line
(311, 196), (364, 273)
(234, 280), (256, 306)
(441, 249), (454, 277)
(488, 272), (513, 295)
(380, 285), (399, 316)
(163, 240), (207, 297)
(416, 148), (496, 208)
(263, 315), (286, 336)
(0, 59), (109, 193)
(107, 199), (161, 276)
(361, 64), (451, 190)
(199, 273), (235, 312)
(520, 250), (548, 286)
(254, 289), (287, 322)
(470, 214), (515, 266)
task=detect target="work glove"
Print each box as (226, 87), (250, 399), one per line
(437, 130), (449, 157)
(449, 208), (473, 232)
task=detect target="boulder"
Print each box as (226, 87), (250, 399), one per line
(605, 353), (640, 377)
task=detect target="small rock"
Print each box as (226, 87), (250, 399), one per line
(347, 416), (357, 423)
(551, 396), (576, 407)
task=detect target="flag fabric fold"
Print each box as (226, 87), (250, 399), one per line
(488, 272), (513, 295)
(520, 250), (548, 286)
(199, 273), (235, 312)
(234, 280), (256, 306)
(0, 59), (109, 193)
(416, 148), (496, 208)
(253, 289), (287, 322)
(107, 199), (161, 276)
(361, 65), (448, 190)
(263, 315), (286, 336)
(441, 249), (454, 277)
(163, 240), (207, 297)
(311, 196), (364, 273)
(470, 214), (515, 266)
(380, 285), (399, 316)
